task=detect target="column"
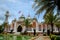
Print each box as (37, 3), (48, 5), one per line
(36, 22), (39, 32)
(41, 24), (43, 32)
(13, 22), (17, 33)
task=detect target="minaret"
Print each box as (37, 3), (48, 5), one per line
(5, 11), (9, 23)
(4, 11), (9, 32)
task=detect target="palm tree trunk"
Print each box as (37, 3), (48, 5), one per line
(51, 23), (53, 34)
(47, 24), (50, 35)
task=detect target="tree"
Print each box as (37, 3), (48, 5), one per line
(0, 24), (4, 33)
(44, 12), (60, 34)
(55, 22), (60, 34)
(0, 25), (3, 33)
(24, 19), (30, 32)
(33, 0), (60, 15)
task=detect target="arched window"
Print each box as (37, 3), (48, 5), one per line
(39, 25), (41, 31)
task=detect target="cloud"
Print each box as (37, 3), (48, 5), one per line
(8, 0), (18, 3)
(0, 0), (35, 24)
(0, 20), (4, 25)
(0, 17), (5, 21)
(0, 4), (9, 12)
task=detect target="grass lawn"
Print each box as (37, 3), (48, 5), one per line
(0, 34), (32, 40)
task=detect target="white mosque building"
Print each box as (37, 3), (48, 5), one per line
(4, 11), (59, 34)
(10, 14), (58, 34)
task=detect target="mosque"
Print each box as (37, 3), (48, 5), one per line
(4, 11), (59, 34)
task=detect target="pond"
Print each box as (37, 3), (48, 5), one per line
(0, 34), (31, 40)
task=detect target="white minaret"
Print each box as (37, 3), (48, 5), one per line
(5, 11), (9, 23)
(4, 11), (9, 32)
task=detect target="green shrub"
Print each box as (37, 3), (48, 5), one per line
(0, 26), (4, 33)
(55, 36), (60, 40)
(50, 34), (56, 40)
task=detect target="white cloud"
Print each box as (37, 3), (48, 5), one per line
(0, 0), (34, 24)
(8, 0), (18, 3)
(0, 4), (9, 12)
(0, 20), (4, 25)
(29, 1), (34, 4)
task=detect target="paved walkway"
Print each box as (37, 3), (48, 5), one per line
(29, 36), (51, 40)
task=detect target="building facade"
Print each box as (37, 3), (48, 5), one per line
(9, 14), (59, 34)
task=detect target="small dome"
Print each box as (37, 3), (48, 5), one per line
(26, 14), (32, 22)
(6, 11), (9, 13)
(14, 18), (16, 21)
(33, 16), (37, 21)
(5, 11), (9, 16)
(19, 14), (25, 22)
(13, 18), (16, 22)
(19, 14), (25, 19)
(27, 14), (31, 20)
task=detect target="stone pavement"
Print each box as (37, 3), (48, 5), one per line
(29, 36), (51, 40)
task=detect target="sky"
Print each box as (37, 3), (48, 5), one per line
(0, 0), (44, 24)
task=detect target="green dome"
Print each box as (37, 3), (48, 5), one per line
(19, 14), (25, 21)
(27, 14), (31, 20)
(33, 16), (37, 21)
(12, 18), (16, 22)
(19, 14), (25, 19)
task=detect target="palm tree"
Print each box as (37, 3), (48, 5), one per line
(55, 22), (60, 34)
(33, 0), (60, 15)
(24, 19), (30, 32)
(33, 0), (60, 34)
(44, 12), (60, 34)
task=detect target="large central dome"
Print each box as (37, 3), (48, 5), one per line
(19, 14), (25, 22)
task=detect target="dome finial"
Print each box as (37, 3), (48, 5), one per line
(28, 13), (30, 17)
(19, 12), (25, 19)
(20, 12), (24, 17)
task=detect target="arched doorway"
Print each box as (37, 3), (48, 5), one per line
(17, 25), (22, 32)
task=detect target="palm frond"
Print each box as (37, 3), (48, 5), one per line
(35, 4), (48, 15)
(34, 1), (48, 10)
(32, 0), (41, 8)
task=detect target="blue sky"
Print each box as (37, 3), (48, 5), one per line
(0, 0), (44, 24)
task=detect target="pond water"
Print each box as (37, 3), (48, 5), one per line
(0, 35), (31, 40)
